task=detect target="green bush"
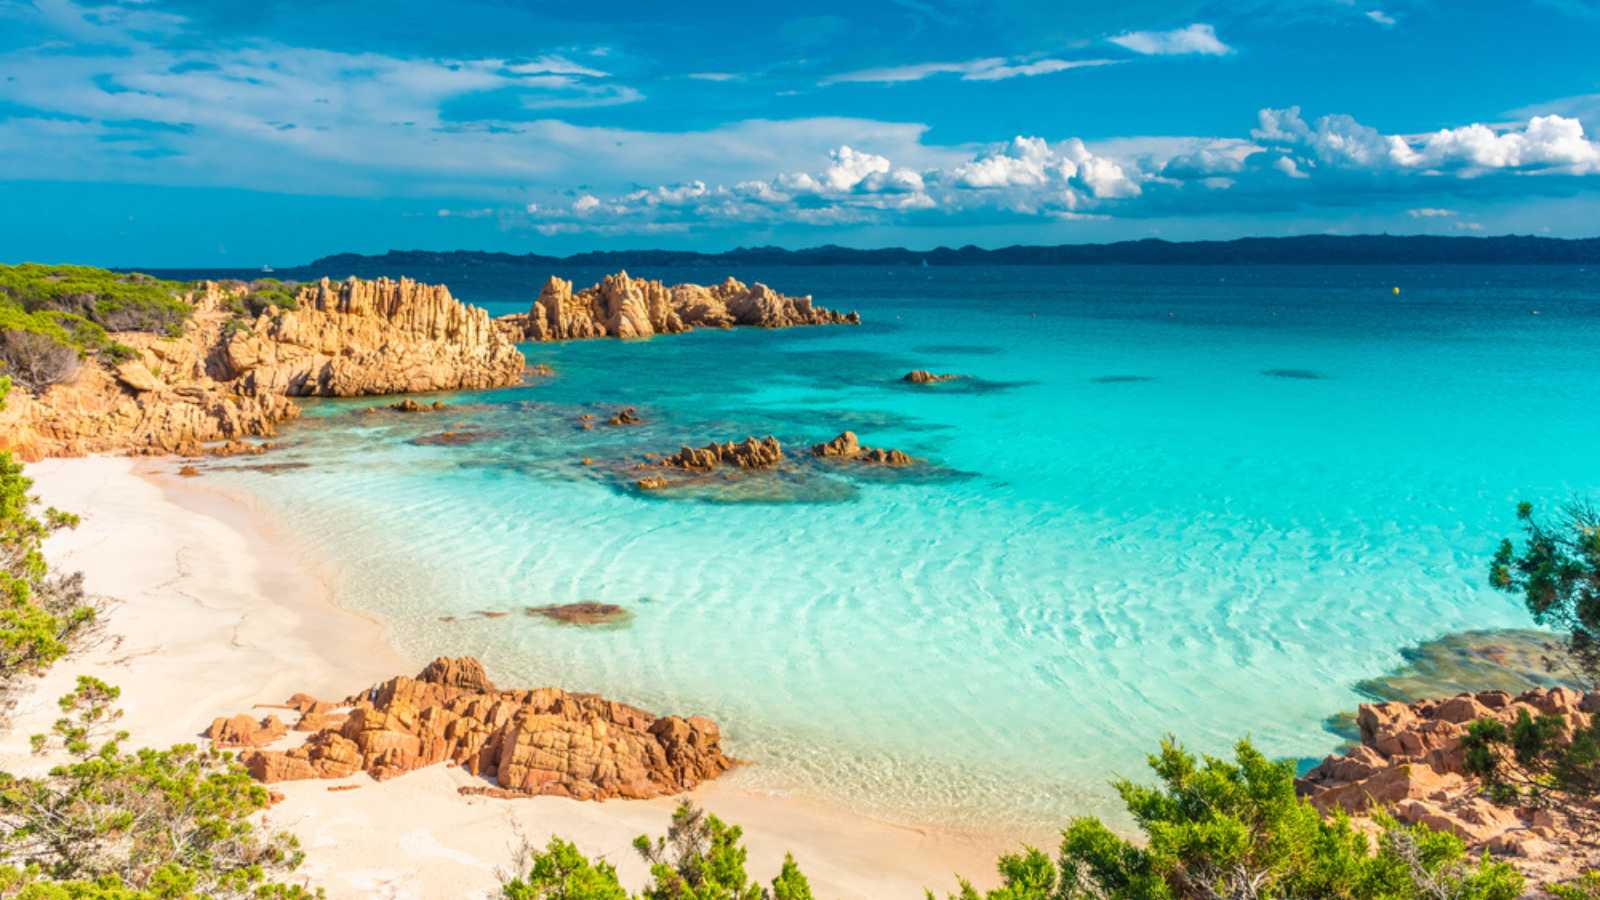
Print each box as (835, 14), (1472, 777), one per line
(0, 678), (319, 898)
(499, 801), (814, 900)
(0, 302), (128, 393)
(1490, 500), (1600, 686)
(223, 280), (301, 323)
(0, 377), (97, 702)
(937, 738), (1523, 900)
(0, 265), (190, 337)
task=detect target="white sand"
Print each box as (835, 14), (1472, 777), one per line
(3, 456), (1009, 899)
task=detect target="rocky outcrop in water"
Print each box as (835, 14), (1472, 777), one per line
(810, 431), (914, 466)
(0, 278), (524, 460)
(497, 271), (858, 342)
(236, 657), (735, 801)
(903, 370), (961, 384)
(1298, 686), (1598, 882)
(656, 436), (784, 471)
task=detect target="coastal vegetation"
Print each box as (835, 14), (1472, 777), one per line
(500, 739), (1528, 900)
(0, 678), (316, 898)
(1459, 502), (1600, 830)
(0, 264), (188, 393)
(0, 377), (96, 710)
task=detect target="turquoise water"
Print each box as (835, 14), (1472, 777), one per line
(209, 264), (1600, 835)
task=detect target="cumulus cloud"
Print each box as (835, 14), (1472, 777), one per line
(1109, 23), (1232, 56)
(1254, 106), (1600, 175)
(822, 56), (1117, 85)
(1366, 10), (1398, 27)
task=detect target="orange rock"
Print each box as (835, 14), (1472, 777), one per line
(498, 272), (857, 343)
(230, 657), (735, 801)
(205, 713), (287, 748)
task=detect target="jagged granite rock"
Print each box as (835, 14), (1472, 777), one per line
(498, 271), (859, 342)
(810, 431), (914, 466)
(657, 436), (784, 471)
(0, 278), (524, 460)
(1298, 686), (1598, 882)
(236, 657), (736, 801)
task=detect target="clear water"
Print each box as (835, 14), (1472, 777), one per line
(206, 264), (1600, 836)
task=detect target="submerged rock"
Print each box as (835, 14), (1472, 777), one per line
(497, 271), (859, 342)
(408, 428), (498, 447)
(903, 370), (961, 384)
(373, 398), (447, 414)
(810, 431), (915, 466)
(1355, 629), (1579, 703)
(235, 656), (736, 801)
(526, 602), (631, 626)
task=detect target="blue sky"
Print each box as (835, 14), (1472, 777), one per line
(3, 0), (1600, 266)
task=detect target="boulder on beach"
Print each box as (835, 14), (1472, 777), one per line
(233, 656), (737, 801)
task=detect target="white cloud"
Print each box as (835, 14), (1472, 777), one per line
(1256, 106), (1600, 175)
(1365, 10), (1397, 27)
(1407, 207), (1457, 217)
(685, 72), (742, 82)
(822, 56), (1117, 85)
(1109, 23), (1232, 56)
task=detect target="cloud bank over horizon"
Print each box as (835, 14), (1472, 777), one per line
(2, 0), (1599, 263)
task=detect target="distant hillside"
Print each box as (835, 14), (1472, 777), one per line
(302, 235), (1600, 271)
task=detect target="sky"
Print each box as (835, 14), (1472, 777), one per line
(2, 0), (1600, 266)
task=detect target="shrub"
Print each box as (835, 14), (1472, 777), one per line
(0, 377), (97, 710)
(0, 678), (319, 898)
(1462, 706), (1600, 827)
(1490, 501), (1600, 686)
(943, 738), (1523, 899)
(0, 330), (79, 393)
(0, 264), (190, 337)
(499, 801), (814, 900)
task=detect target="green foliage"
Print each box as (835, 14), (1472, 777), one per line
(939, 738), (1523, 900)
(0, 380), (95, 699)
(634, 802), (763, 900)
(0, 680), (320, 898)
(0, 265), (190, 337)
(500, 837), (629, 900)
(500, 802), (814, 900)
(1462, 706), (1600, 824)
(1489, 500), (1600, 685)
(223, 280), (300, 324)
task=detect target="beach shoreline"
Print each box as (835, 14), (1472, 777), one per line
(5, 456), (1014, 898)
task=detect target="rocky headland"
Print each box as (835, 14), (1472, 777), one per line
(0, 277), (524, 460)
(496, 271), (859, 342)
(1298, 686), (1598, 884)
(225, 657), (735, 802)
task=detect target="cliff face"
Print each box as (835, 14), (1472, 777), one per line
(0, 278), (525, 460)
(498, 271), (859, 342)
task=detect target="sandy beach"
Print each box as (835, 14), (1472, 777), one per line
(3, 456), (1008, 899)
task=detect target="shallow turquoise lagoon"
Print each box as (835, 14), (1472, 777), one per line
(209, 264), (1600, 834)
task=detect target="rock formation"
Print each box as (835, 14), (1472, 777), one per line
(606, 406), (643, 426)
(0, 278), (525, 460)
(656, 436), (784, 471)
(497, 271), (858, 342)
(903, 370), (961, 384)
(810, 431), (915, 466)
(1298, 686), (1598, 881)
(235, 657), (735, 802)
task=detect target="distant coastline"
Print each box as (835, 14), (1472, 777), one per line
(142, 234), (1600, 279)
